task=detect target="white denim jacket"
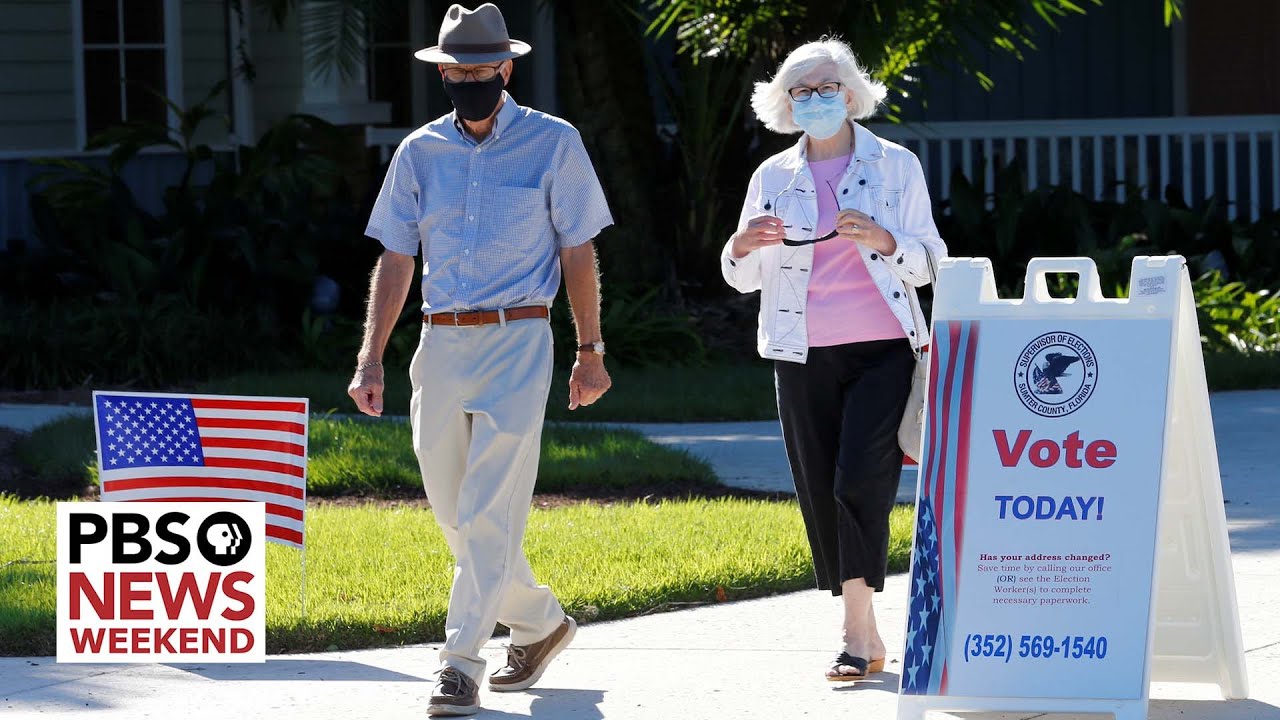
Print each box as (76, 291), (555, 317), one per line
(721, 121), (948, 364)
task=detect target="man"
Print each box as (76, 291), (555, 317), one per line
(347, 4), (613, 716)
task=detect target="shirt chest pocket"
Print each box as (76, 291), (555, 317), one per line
(758, 186), (815, 238)
(756, 188), (789, 223)
(868, 186), (904, 230)
(488, 186), (550, 247)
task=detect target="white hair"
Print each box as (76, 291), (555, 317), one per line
(751, 39), (887, 134)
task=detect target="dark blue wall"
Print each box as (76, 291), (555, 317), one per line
(894, 3), (1175, 122)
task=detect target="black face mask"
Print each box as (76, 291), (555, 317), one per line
(443, 77), (504, 121)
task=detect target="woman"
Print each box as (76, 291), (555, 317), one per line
(721, 39), (946, 681)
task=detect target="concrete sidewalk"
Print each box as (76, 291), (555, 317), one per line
(2, 392), (1279, 719)
(613, 420), (920, 502)
(0, 404), (89, 433)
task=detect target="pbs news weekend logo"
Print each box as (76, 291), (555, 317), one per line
(56, 503), (265, 663)
(1013, 331), (1098, 418)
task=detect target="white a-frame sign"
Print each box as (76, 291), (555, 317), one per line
(897, 256), (1248, 719)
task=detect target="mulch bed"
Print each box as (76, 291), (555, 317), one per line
(309, 481), (789, 511)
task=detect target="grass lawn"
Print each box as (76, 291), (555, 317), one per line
(198, 350), (1280, 425)
(200, 364), (780, 422)
(12, 417), (716, 499)
(0, 496), (915, 656)
(308, 419), (717, 496)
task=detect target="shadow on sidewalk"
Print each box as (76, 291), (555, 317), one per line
(1149, 698), (1280, 719)
(174, 659), (427, 683)
(830, 670), (901, 693)
(527, 688), (605, 719)
(0, 663), (123, 712)
(1224, 508), (1280, 553)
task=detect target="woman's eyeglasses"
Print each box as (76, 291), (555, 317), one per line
(442, 64), (503, 83)
(780, 180), (843, 246)
(788, 82), (843, 102)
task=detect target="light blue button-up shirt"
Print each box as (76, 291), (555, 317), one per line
(365, 94), (614, 313)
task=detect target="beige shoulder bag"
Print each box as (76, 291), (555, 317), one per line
(897, 245), (937, 462)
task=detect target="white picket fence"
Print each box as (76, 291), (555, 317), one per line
(367, 115), (1280, 221)
(875, 115), (1280, 220)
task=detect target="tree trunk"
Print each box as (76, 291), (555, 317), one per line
(553, 0), (671, 291)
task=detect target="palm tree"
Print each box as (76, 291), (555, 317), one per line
(236, 0), (1185, 291)
(645, 0), (1184, 95)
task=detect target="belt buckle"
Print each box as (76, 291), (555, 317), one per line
(454, 311), (482, 327)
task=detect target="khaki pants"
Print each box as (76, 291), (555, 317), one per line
(409, 318), (565, 683)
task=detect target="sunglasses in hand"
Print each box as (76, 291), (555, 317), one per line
(780, 179), (845, 246)
(782, 228), (838, 247)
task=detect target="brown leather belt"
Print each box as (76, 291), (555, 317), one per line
(423, 305), (550, 327)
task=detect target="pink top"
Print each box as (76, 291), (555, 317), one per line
(805, 154), (907, 348)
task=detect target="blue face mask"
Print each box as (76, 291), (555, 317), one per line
(790, 94), (847, 140)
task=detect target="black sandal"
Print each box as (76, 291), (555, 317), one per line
(826, 651), (869, 682)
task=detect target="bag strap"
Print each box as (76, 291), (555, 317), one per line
(905, 244), (937, 360)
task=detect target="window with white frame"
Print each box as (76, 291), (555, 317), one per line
(367, 2), (414, 128)
(78, 0), (179, 140)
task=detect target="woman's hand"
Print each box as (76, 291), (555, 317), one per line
(730, 215), (786, 258)
(835, 209), (897, 256)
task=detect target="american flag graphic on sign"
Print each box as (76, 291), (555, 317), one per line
(904, 495), (943, 692)
(902, 320), (978, 695)
(93, 392), (309, 548)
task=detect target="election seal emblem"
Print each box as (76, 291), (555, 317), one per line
(1014, 331), (1098, 417)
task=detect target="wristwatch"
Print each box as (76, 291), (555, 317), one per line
(577, 341), (606, 356)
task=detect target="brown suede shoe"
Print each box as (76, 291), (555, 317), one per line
(488, 615), (577, 692)
(427, 667), (479, 716)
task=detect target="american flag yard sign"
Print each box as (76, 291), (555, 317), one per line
(902, 320), (978, 696)
(93, 392), (309, 548)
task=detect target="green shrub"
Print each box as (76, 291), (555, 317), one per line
(0, 85), (708, 389)
(550, 285), (706, 368)
(0, 296), (289, 388)
(11, 102), (371, 316)
(0, 87), (392, 389)
(938, 166), (1280, 296)
(1194, 272), (1280, 353)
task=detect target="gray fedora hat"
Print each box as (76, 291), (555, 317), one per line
(414, 3), (531, 64)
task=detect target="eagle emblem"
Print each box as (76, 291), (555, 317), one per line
(1032, 352), (1081, 395)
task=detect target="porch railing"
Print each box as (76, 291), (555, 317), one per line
(874, 115), (1280, 220)
(367, 115), (1280, 221)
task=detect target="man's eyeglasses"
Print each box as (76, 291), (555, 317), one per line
(442, 64), (504, 83)
(788, 82), (843, 102)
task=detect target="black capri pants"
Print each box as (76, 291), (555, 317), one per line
(775, 338), (915, 595)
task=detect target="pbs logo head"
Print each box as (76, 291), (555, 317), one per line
(197, 512), (253, 566)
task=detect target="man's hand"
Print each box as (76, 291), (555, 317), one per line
(559, 241), (610, 410)
(347, 250), (415, 418)
(568, 354), (611, 410)
(347, 363), (386, 417)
